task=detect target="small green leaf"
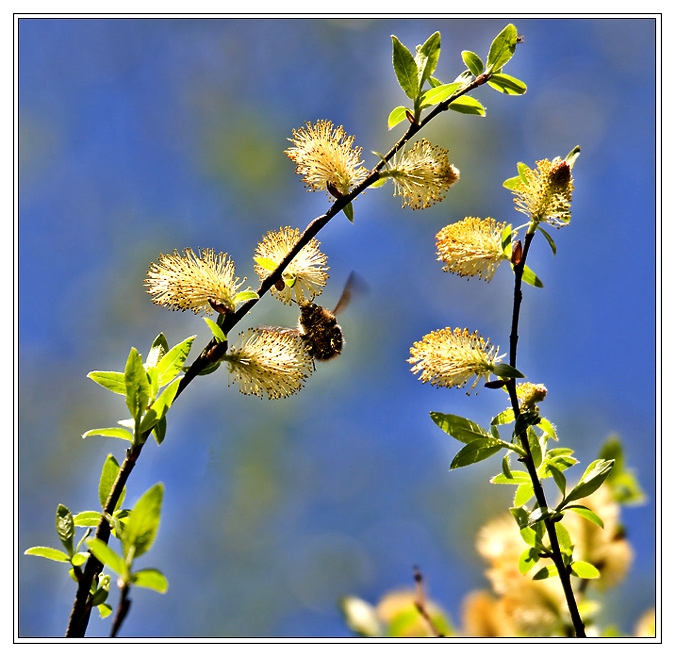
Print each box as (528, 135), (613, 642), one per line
(486, 24), (518, 72)
(449, 95), (486, 116)
(487, 73), (527, 95)
(536, 417), (557, 441)
(25, 546), (71, 562)
(420, 82), (461, 107)
(391, 35), (419, 99)
(510, 506), (529, 529)
(233, 289), (258, 304)
(132, 568), (169, 593)
(514, 482), (534, 506)
(537, 226), (557, 255)
(73, 511), (102, 527)
(430, 412), (491, 444)
(520, 265), (544, 288)
(153, 415), (167, 445)
(491, 470), (530, 485)
(547, 461), (567, 496)
(492, 363), (525, 378)
(502, 175), (524, 191)
(492, 408), (515, 425)
(450, 439), (503, 469)
(416, 31), (441, 88)
(554, 522), (573, 557)
(564, 145), (581, 169)
(343, 202), (354, 223)
(570, 560), (600, 579)
(122, 483), (163, 561)
(146, 334), (169, 370)
(99, 454), (125, 512)
(56, 505), (75, 556)
(157, 336), (195, 387)
(518, 547), (540, 574)
(87, 371), (126, 395)
(139, 378), (180, 435)
(501, 454), (512, 479)
(87, 538), (129, 578)
(82, 427), (133, 442)
(71, 552), (88, 567)
(204, 317), (227, 343)
(253, 256), (278, 272)
(564, 505), (605, 529)
(387, 105), (410, 130)
(124, 348), (150, 427)
(500, 223), (512, 254)
(461, 50), (484, 76)
(533, 564), (559, 580)
(96, 603), (113, 619)
(564, 459), (615, 505)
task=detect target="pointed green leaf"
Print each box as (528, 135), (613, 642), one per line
(564, 505), (605, 529)
(514, 482), (534, 506)
(546, 461), (567, 497)
(146, 334), (169, 370)
(537, 226), (557, 255)
(521, 265), (544, 287)
(82, 427), (133, 442)
(420, 82), (461, 107)
(570, 560), (600, 579)
(56, 505), (75, 556)
(73, 511), (103, 527)
(416, 31), (441, 88)
(518, 547), (540, 574)
(99, 454), (124, 512)
(536, 417), (557, 441)
(533, 564), (559, 580)
(487, 73), (527, 95)
(461, 50), (484, 76)
(87, 538), (129, 578)
(449, 95), (486, 116)
(343, 202), (354, 223)
(122, 483), (163, 561)
(87, 371), (126, 395)
(391, 35), (419, 99)
(233, 289), (258, 304)
(564, 145), (581, 169)
(500, 223), (513, 254)
(492, 363), (525, 378)
(153, 415), (167, 445)
(139, 378), (180, 435)
(96, 603), (113, 618)
(132, 568), (169, 593)
(430, 412), (491, 444)
(25, 546), (71, 562)
(387, 105), (411, 130)
(503, 175), (524, 191)
(564, 459), (615, 505)
(204, 317), (227, 343)
(450, 439), (503, 469)
(253, 256), (278, 272)
(510, 505), (529, 529)
(492, 408), (515, 425)
(486, 24), (518, 72)
(157, 336), (195, 387)
(491, 470), (530, 485)
(124, 348), (150, 426)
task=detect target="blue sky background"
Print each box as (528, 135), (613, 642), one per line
(18, 17), (657, 638)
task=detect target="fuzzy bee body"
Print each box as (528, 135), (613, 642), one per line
(298, 302), (344, 361)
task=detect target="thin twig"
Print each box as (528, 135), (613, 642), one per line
(413, 566), (445, 638)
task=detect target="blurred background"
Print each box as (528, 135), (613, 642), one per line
(17, 17), (656, 638)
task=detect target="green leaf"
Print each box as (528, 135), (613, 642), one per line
(253, 256), (278, 272)
(124, 348), (150, 426)
(526, 426), (543, 469)
(514, 482), (534, 506)
(157, 336), (195, 387)
(71, 552), (88, 567)
(461, 50), (484, 76)
(387, 106), (411, 130)
(122, 483), (163, 561)
(564, 459), (615, 505)
(99, 454), (124, 512)
(415, 31), (441, 91)
(598, 435), (646, 505)
(430, 412), (491, 444)
(132, 568), (169, 593)
(87, 371), (126, 395)
(492, 363), (525, 378)
(564, 145), (581, 169)
(25, 546), (71, 562)
(486, 24), (518, 72)
(537, 226), (557, 255)
(146, 334), (169, 370)
(500, 223), (512, 255)
(204, 317), (227, 343)
(420, 82), (461, 107)
(554, 522), (573, 557)
(533, 564), (559, 580)
(450, 439), (503, 469)
(56, 505), (75, 556)
(73, 511), (102, 527)
(537, 417), (557, 441)
(570, 560), (600, 579)
(502, 175), (524, 191)
(139, 379), (181, 435)
(521, 265), (544, 287)
(491, 470), (530, 485)
(518, 547), (540, 574)
(343, 202), (354, 223)
(546, 461), (567, 496)
(82, 427), (133, 442)
(87, 538), (129, 578)
(153, 415), (167, 445)
(96, 603), (113, 619)
(391, 35), (419, 99)
(492, 408), (515, 425)
(564, 505), (605, 529)
(448, 95), (486, 116)
(487, 73), (527, 95)
(233, 289), (258, 304)
(510, 506), (529, 529)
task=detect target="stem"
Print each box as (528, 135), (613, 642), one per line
(110, 582), (131, 637)
(65, 73), (492, 637)
(507, 233), (586, 638)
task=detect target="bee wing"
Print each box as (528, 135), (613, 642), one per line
(331, 271), (368, 316)
(256, 325), (301, 336)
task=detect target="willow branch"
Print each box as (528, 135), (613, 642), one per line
(65, 73), (491, 638)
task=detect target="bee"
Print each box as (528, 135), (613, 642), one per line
(298, 272), (364, 361)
